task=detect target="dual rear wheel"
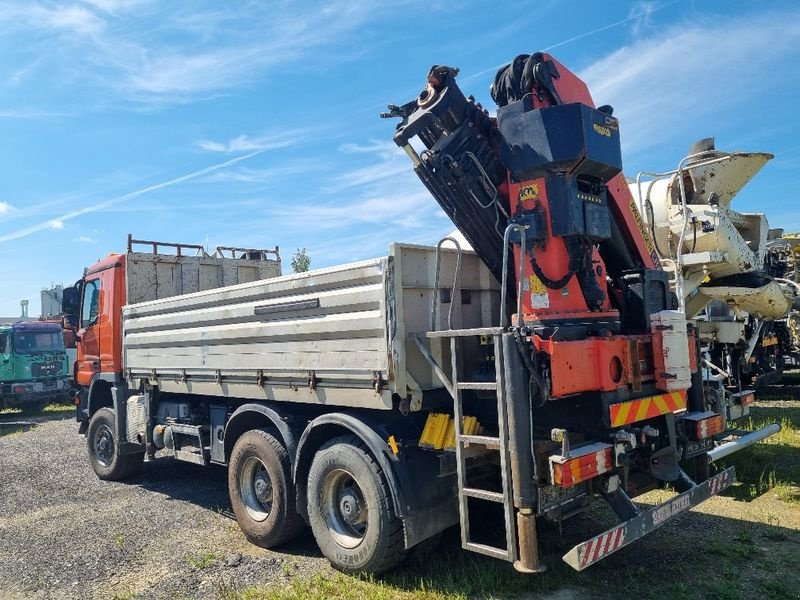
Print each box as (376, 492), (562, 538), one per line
(228, 432), (406, 574)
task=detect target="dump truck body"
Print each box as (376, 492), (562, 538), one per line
(122, 244), (499, 410)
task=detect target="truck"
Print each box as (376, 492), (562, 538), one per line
(629, 139), (797, 417)
(764, 230), (800, 371)
(0, 321), (71, 412)
(64, 53), (779, 575)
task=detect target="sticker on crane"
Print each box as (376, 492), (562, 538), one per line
(609, 390), (687, 428)
(518, 183), (539, 206)
(627, 196), (660, 266)
(529, 274), (549, 308)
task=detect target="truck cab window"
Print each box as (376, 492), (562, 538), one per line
(0, 334), (7, 354)
(81, 279), (102, 328)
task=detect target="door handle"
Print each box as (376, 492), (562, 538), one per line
(92, 361), (99, 369)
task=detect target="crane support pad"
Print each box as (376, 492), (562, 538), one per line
(609, 390), (686, 428)
(562, 466), (734, 571)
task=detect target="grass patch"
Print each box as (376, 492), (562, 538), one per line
(224, 572), (453, 600)
(42, 402), (74, 414)
(774, 483), (800, 504)
(186, 551), (217, 570)
(716, 408), (800, 501)
(0, 421), (35, 436)
(1, 402), (73, 416)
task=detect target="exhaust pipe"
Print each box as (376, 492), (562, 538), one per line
(707, 423), (781, 463)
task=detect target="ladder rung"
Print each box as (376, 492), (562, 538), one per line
(456, 382), (497, 390)
(463, 487), (505, 503)
(460, 434), (501, 449)
(464, 542), (511, 561)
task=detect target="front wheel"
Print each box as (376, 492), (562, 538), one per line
(307, 435), (406, 574)
(86, 408), (143, 480)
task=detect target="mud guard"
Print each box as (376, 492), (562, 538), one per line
(294, 412), (458, 549)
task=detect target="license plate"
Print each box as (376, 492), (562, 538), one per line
(684, 437), (714, 458)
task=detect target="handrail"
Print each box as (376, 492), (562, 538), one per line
(127, 234), (205, 257)
(432, 237), (463, 331)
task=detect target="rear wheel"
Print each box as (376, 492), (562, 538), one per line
(228, 429), (304, 547)
(86, 408), (143, 480)
(307, 435), (406, 574)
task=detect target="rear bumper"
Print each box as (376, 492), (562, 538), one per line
(562, 466), (735, 571)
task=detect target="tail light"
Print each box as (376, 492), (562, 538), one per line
(695, 414), (724, 439)
(550, 443), (613, 487)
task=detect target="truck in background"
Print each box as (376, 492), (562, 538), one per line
(0, 321), (71, 412)
(629, 139), (795, 427)
(64, 54), (780, 576)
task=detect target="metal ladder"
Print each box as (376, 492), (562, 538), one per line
(424, 327), (518, 562)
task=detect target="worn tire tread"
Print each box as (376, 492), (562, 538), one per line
(310, 434), (406, 574)
(229, 429), (304, 548)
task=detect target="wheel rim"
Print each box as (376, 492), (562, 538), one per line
(240, 456), (273, 522)
(321, 468), (368, 549)
(93, 423), (115, 467)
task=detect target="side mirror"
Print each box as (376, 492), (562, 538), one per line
(62, 284), (81, 316)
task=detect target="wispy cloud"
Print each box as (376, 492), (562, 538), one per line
(197, 161), (318, 184)
(0, 1), (413, 107)
(329, 141), (410, 190)
(197, 130), (308, 153)
(0, 150), (267, 242)
(74, 235), (97, 243)
(579, 10), (800, 155)
(0, 3), (106, 35)
(0, 202), (14, 216)
(461, 1), (677, 84)
(0, 108), (69, 119)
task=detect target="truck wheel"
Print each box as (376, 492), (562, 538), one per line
(307, 435), (406, 574)
(228, 429), (304, 547)
(86, 408), (143, 481)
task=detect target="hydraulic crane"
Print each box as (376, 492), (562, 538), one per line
(385, 52), (775, 570)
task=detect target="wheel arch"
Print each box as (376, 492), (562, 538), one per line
(86, 376), (114, 417)
(294, 412), (407, 525)
(224, 402), (297, 466)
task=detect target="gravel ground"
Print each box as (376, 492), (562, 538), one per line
(1, 399), (797, 600)
(0, 413), (328, 600)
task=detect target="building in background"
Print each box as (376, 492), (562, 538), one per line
(41, 285), (63, 318)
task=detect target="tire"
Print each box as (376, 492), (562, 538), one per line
(307, 435), (406, 574)
(86, 407), (143, 481)
(228, 429), (304, 548)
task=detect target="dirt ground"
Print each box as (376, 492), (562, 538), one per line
(0, 395), (798, 600)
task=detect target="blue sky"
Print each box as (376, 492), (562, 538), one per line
(1, 0), (799, 316)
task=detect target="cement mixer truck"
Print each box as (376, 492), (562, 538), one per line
(629, 139), (794, 428)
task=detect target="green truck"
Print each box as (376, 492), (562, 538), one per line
(0, 321), (71, 412)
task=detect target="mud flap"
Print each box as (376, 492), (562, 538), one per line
(562, 466), (735, 571)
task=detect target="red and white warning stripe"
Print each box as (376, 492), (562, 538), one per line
(708, 470), (731, 496)
(577, 525), (626, 569)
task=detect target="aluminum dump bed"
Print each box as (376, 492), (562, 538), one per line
(123, 243), (500, 410)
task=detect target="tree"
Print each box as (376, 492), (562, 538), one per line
(291, 248), (311, 273)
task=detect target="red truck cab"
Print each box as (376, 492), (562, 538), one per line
(73, 254), (126, 389)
